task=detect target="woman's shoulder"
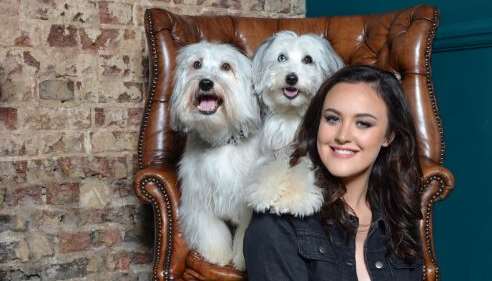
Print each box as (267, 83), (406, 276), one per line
(246, 212), (325, 241)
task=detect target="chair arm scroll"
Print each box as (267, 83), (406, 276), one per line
(134, 166), (189, 281)
(419, 157), (455, 281)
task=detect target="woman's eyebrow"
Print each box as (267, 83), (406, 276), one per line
(323, 108), (378, 120)
(355, 113), (378, 120)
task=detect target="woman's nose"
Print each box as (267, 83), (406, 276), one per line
(334, 122), (351, 144)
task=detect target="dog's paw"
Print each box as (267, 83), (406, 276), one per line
(232, 251), (245, 270)
(247, 156), (324, 217)
(198, 242), (233, 267)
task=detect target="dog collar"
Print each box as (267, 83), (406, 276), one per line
(226, 129), (246, 145)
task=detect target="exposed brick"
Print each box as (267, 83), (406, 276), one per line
(0, 17), (20, 46)
(0, 188), (5, 209)
(47, 25), (78, 47)
(130, 251), (152, 265)
(36, 132), (86, 155)
(46, 182), (79, 205)
(91, 131), (138, 153)
(39, 80), (75, 102)
(20, 107), (91, 130)
(0, 161), (27, 184)
(112, 251), (130, 271)
(27, 233), (54, 260)
(79, 177), (111, 209)
(265, 0), (291, 13)
(23, 51), (40, 73)
(0, 268), (42, 281)
(0, 107), (17, 130)
(6, 185), (44, 207)
(91, 228), (122, 247)
(97, 81), (143, 103)
(99, 2), (133, 25)
(247, 0), (266, 11)
(0, 0), (19, 17)
(128, 108), (143, 127)
(79, 28), (120, 51)
(59, 232), (91, 253)
(0, 214), (14, 233)
(0, 241), (18, 263)
(44, 258), (89, 280)
(0, 78), (36, 103)
(21, 0), (58, 21)
(0, 133), (27, 157)
(31, 209), (80, 234)
(94, 107), (128, 128)
(67, 1), (99, 25)
(211, 0), (241, 10)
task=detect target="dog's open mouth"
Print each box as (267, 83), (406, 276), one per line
(283, 87), (299, 100)
(195, 93), (223, 115)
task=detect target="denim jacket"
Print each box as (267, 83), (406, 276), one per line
(244, 156), (422, 281)
(244, 211), (423, 281)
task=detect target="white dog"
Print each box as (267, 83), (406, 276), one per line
(252, 31), (344, 157)
(247, 31), (344, 216)
(171, 41), (260, 269)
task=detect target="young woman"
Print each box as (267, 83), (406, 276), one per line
(244, 65), (423, 281)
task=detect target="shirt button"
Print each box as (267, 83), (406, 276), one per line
(375, 261), (384, 269)
(318, 246), (326, 254)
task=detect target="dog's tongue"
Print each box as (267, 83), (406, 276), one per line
(283, 87), (299, 98)
(197, 98), (218, 112)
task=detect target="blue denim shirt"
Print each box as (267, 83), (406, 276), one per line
(244, 211), (422, 281)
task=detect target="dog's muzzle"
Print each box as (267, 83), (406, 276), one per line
(283, 73), (299, 100)
(195, 79), (223, 115)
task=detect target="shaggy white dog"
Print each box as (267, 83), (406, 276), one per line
(253, 30), (344, 157)
(247, 31), (344, 217)
(171, 41), (260, 269)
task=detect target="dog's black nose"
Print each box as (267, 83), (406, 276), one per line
(285, 73), (298, 86)
(199, 79), (214, 91)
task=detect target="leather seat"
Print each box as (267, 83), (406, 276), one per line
(134, 5), (455, 281)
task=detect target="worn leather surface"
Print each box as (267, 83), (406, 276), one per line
(134, 5), (454, 281)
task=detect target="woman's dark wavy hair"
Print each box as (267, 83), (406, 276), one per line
(291, 65), (422, 261)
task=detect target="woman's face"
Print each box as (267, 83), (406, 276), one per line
(317, 82), (392, 181)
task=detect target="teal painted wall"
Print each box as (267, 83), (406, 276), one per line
(307, 1), (492, 280)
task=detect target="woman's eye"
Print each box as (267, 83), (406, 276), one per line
(302, 55), (313, 64)
(356, 121), (373, 128)
(277, 54), (287, 62)
(324, 115), (339, 124)
(221, 62), (231, 71)
(193, 60), (202, 69)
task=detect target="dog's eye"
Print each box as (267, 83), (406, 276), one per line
(193, 60), (202, 69)
(302, 55), (313, 64)
(277, 54), (287, 62)
(221, 62), (231, 71)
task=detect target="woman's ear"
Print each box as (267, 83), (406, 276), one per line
(383, 132), (395, 147)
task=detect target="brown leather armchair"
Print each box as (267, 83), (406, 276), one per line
(134, 5), (455, 281)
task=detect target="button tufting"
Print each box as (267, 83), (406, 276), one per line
(375, 261), (384, 269)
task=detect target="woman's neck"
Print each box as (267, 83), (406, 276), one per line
(342, 168), (372, 216)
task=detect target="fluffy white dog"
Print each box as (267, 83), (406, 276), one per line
(253, 31), (344, 157)
(171, 41), (260, 269)
(247, 31), (344, 217)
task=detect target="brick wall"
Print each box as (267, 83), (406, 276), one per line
(0, 0), (305, 280)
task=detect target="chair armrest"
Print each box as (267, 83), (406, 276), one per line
(134, 166), (189, 281)
(419, 157), (455, 281)
(421, 157), (455, 201)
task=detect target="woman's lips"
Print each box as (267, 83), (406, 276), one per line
(330, 146), (358, 158)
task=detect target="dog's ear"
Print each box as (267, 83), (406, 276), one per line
(308, 35), (344, 77)
(252, 35), (277, 94)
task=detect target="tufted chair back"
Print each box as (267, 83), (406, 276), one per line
(134, 5), (455, 281)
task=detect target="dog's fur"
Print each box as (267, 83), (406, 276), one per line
(252, 31), (344, 157)
(171, 41), (260, 269)
(247, 31), (343, 217)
